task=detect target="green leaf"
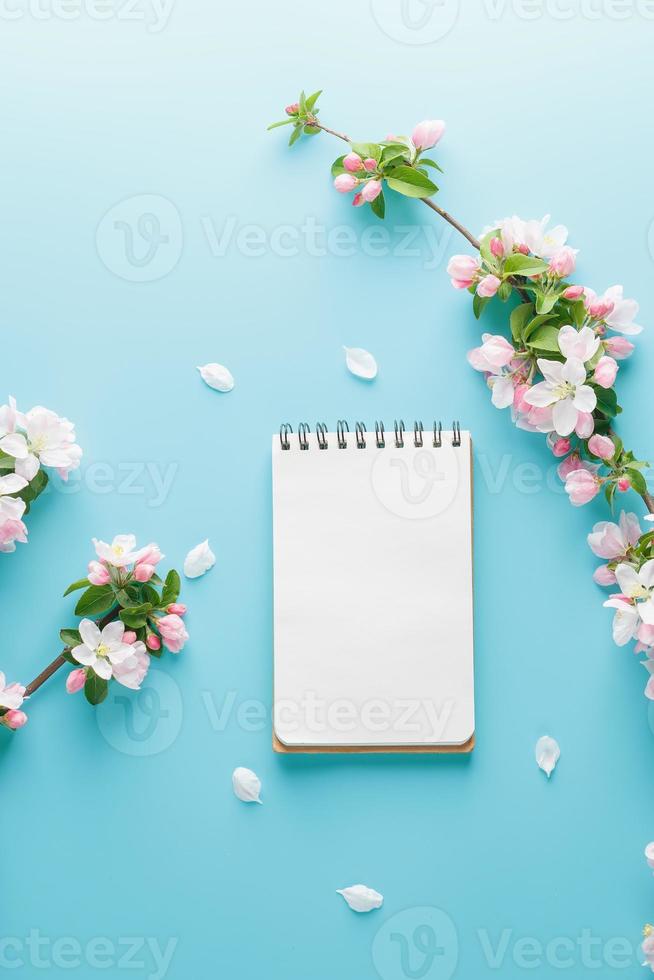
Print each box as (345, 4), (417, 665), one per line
(605, 482), (617, 510)
(267, 119), (293, 131)
(63, 578), (91, 597)
(60, 628), (81, 648)
(350, 142), (381, 160)
(18, 469), (49, 513)
(385, 166), (437, 199)
(627, 468), (649, 496)
(473, 293), (490, 319)
(497, 282), (512, 302)
(84, 673), (108, 706)
(288, 125), (302, 147)
(534, 291), (561, 315)
(161, 569), (181, 607)
(119, 603), (153, 629)
(526, 324), (562, 353)
(523, 314), (558, 343)
(305, 89), (322, 111)
(303, 124), (320, 135)
(570, 300), (586, 328)
(592, 385), (618, 419)
(331, 155), (347, 177)
(503, 254), (549, 278)
(417, 157), (443, 172)
(74, 585), (115, 617)
(509, 302), (534, 343)
(141, 584), (162, 607)
(370, 190), (385, 220)
(380, 145), (408, 168)
(61, 649), (78, 665)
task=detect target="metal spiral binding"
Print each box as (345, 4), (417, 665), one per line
(337, 420), (349, 448)
(280, 423), (293, 450)
(279, 420), (463, 450)
(298, 423), (310, 450)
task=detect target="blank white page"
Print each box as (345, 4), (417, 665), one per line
(272, 425), (474, 748)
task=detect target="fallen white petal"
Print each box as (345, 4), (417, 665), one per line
(197, 362), (235, 392)
(183, 539), (216, 579)
(336, 884), (383, 913)
(535, 735), (560, 778)
(344, 346), (378, 380)
(645, 842), (654, 870)
(645, 515), (654, 522)
(232, 767), (262, 804)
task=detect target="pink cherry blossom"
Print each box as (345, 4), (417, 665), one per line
(557, 325), (600, 362)
(593, 355), (618, 388)
(557, 452), (584, 481)
(588, 512), (641, 559)
(411, 119), (445, 150)
(65, 668), (86, 694)
(343, 152), (363, 172)
(564, 465), (601, 505)
(548, 435), (571, 458)
(156, 614), (189, 654)
(574, 412), (594, 439)
(588, 434), (615, 460)
(447, 254), (480, 289)
(3, 709), (27, 729)
(525, 357), (596, 437)
(88, 560), (110, 586)
(593, 564), (617, 586)
(134, 563), (155, 583)
(604, 336), (634, 360)
(334, 174), (357, 193)
(122, 631), (137, 644)
(476, 274), (501, 298)
(467, 334), (515, 373)
(112, 643), (150, 691)
(0, 673), (25, 711)
(360, 179), (382, 203)
(548, 246), (577, 278)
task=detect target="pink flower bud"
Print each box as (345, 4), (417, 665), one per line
(587, 298), (614, 319)
(157, 614), (189, 654)
(285, 103), (299, 116)
(122, 631), (137, 644)
(146, 633), (161, 651)
(490, 237), (504, 258)
(134, 563), (155, 583)
(343, 152), (363, 172)
(4, 709), (27, 729)
(617, 477), (631, 492)
(548, 246), (576, 278)
(66, 668), (86, 694)
(360, 179), (382, 203)
(352, 192), (365, 207)
(562, 285), (584, 300)
(363, 158), (377, 172)
(565, 467), (601, 506)
(333, 173), (357, 194)
(588, 434), (615, 460)
(604, 336), (634, 360)
(593, 564), (617, 586)
(88, 560), (110, 586)
(476, 274), (501, 298)
(593, 355), (618, 389)
(447, 254), (480, 290)
(136, 544), (163, 567)
(551, 437), (571, 458)
(575, 412), (594, 439)
(411, 119), (445, 150)
(516, 243), (530, 255)
(167, 603), (187, 616)
(513, 383), (531, 414)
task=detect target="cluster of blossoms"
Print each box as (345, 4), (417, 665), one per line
(1, 534), (189, 729)
(589, 512), (654, 696)
(0, 395), (82, 553)
(62, 534), (188, 704)
(452, 216), (646, 509)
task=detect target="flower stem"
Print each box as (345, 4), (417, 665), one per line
(24, 607), (119, 699)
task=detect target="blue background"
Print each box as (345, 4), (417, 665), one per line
(2, 1), (654, 977)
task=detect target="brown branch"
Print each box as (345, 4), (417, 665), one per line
(24, 607), (119, 699)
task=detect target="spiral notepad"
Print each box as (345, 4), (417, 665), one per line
(272, 420), (475, 753)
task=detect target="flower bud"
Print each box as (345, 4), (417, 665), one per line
(342, 152), (363, 172)
(333, 173), (357, 194)
(3, 709), (27, 729)
(363, 158), (377, 172)
(562, 284), (584, 300)
(66, 668), (86, 694)
(360, 179), (382, 203)
(617, 477), (631, 492)
(134, 563), (155, 583)
(88, 560), (110, 586)
(490, 237), (504, 258)
(411, 119), (445, 150)
(122, 631), (137, 644)
(146, 633), (161, 651)
(285, 103), (299, 116)
(167, 603), (187, 616)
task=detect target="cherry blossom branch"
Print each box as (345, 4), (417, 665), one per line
(24, 608), (118, 697)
